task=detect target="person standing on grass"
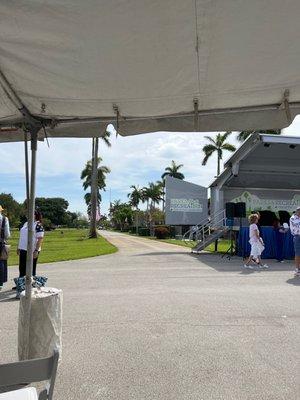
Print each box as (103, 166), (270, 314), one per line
(0, 205), (10, 290)
(243, 213), (268, 270)
(289, 207), (300, 276)
(17, 210), (44, 277)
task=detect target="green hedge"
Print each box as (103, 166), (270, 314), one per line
(138, 227), (150, 236)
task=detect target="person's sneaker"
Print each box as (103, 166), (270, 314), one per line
(243, 264), (254, 269)
(259, 264), (269, 269)
(294, 269), (300, 276)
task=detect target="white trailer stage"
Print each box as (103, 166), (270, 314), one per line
(210, 134), (300, 218)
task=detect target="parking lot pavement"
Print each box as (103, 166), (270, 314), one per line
(1, 231), (299, 400)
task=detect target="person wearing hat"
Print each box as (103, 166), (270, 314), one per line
(0, 205), (11, 290)
(290, 207), (300, 276)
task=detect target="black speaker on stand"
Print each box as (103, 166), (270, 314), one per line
(225, 202), (235, 219)
(235, 202), (246, 218)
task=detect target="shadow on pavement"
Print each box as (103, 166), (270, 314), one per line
(190, 252), (294, 273)
(0, 290), (17, 302)
(286, 277), (300, 286)
(133, 251), (189, 257)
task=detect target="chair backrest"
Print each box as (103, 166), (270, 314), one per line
(0, 350), (59, 400)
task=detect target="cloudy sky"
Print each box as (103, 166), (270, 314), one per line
(1, 118), (300, 216)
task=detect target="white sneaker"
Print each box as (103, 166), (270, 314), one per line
(243, 264), (254, 270)
(259, 264), (269, 269)
(294, 269), (300, 276)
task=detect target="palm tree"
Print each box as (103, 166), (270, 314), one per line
(84, 192), (102, 216)
(148, 182), (164, 208)
(155, 180), (165, 211)
(81, 157), (110, 191)
(88, 131), (111, 238)
(127, 185), (143, 234)
(237, 129), (281, 142)
(141, 186), (151, 219)
(161, 160), (185, 180)
(127, 185), (143, 209)
(99, 130), (112, 148)
(161, 161), (184, 211)
(81, 155), (110, 237)
(142, 182), (164, 235)
(202, 132), (236, 176)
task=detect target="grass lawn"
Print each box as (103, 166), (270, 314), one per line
(7, 229), (117, 266)
(146, 237), (231, 253)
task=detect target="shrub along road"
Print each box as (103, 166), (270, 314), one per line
(1, 230), (299, 400)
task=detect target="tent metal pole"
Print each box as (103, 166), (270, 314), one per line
(23, 129), (38, 359)
(24, 132), (30, 213)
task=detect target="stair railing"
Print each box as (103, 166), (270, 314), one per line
(183, 209), (227, 242)
(197, 209), (227, 248)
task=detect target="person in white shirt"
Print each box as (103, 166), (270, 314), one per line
(17, 210), (44, 277)
(289, 206), (300, 276)
(243, 213), (268, 270)
(0, 205), (10, 290)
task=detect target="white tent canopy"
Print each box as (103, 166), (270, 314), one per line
(1, 0), (300, 137)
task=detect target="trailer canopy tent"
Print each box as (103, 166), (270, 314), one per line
(210, 134), (300, 217)
(1, 1), (300, 358)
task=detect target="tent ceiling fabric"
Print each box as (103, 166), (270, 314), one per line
(0, 1), (300, 138)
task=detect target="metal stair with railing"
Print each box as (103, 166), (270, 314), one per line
(182, 209), (227, 253)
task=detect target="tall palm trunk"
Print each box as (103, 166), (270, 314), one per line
(135, 208), (139, 235)
(146, 199), (150, 227)
(149, 200), (155, 236)
(217, 149), (221, 176)
(89, 137), (99, 238)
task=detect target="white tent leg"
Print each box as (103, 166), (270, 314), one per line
(23, 129), (38, 360)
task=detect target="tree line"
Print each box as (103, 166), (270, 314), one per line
(0, 131), (278, 232)
(1, 130), (281, 233)
(106, 130), (282, 235)
(107, 160), (184, 233)
(0, 194), (89, 229)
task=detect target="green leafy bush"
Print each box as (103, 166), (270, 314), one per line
(42, 218), (56, 231)
(138, 227), (150, 236)
(154, 226), (170, 239)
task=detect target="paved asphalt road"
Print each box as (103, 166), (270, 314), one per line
(1, 231), (299, 400)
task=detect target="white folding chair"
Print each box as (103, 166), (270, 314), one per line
(0, 350), (59, 400)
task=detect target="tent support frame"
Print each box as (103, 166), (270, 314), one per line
(23, 126), (40, 359)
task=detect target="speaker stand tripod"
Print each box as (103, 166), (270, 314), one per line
(221, 229), (236, 260)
